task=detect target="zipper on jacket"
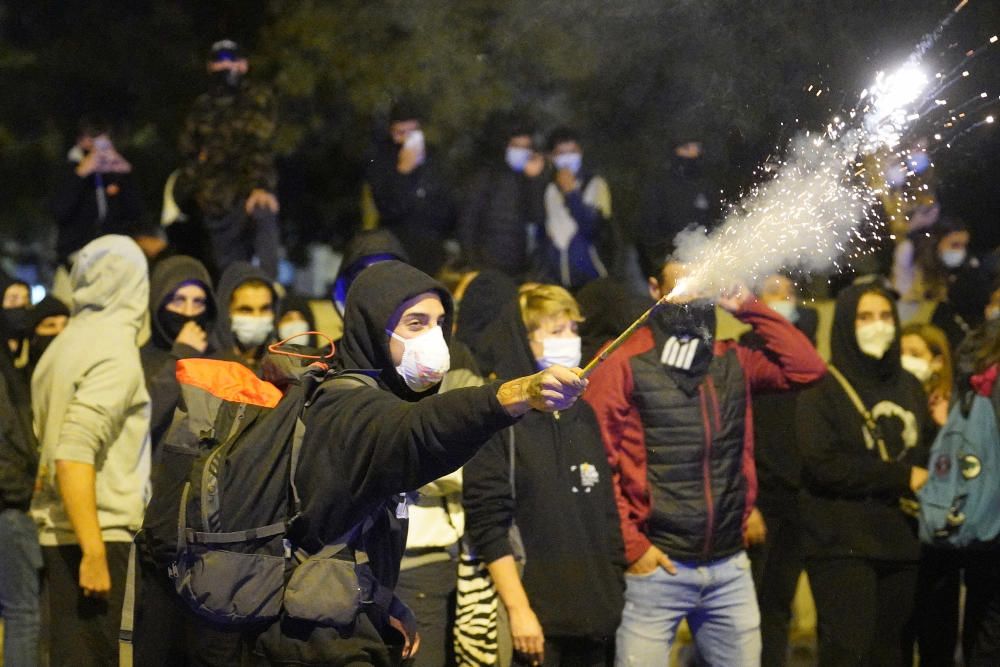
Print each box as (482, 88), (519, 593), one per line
(699, 384), (716, 560)
(201, 402), (247, 531)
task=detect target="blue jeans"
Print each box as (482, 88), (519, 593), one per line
(0, 508), (42, 667)
(616, 550), (761, 667)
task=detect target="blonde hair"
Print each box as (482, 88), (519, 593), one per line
(518, 284), (584, 333)
(901, 322), (953, 399)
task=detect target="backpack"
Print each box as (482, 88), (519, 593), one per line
(124, 353), (393, 634)
(918, 390), (1000, 548)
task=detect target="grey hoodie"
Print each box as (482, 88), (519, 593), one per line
(31, 235), (152, 544)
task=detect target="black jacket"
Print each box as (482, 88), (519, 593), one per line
(50, 161), (143, 264)
(140, 256), (217, 451)
(463, 294), (624, 639)
(364, 142), (456, 276)
(292, 261), (517, 653)
(458, 163), (545, 277)
(797, 285), (933, 561)
(0, 347), (37, 511)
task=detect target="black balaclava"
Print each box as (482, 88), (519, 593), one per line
(148, 255), (216, 350)
(26, 296), (70, 370)
(830, 283), (903, 398)
(453, 270), (519, 370)
(338, 260), (453, 402)
(0, 275), (32, 345)
(650, 298), (717, 396)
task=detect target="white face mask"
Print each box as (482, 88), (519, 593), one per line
(901, 354), (933, 383)
(768, 300), (799, 323)
(231, 314), (273, 348)
(278, 319), (310, 342)
(553, 152), (582, 175)
(538, 335), (582, 370)
(856, 321), (895, 359)
(987, 305), (1000, 322)
(506, 146), (532, 172)
(389, 326), (451, 392)
(940, 249), (966, 269)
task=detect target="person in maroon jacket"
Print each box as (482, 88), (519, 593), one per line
(585, 259), (826, 666)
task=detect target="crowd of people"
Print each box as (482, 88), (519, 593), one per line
(1, 38), (1000, 667)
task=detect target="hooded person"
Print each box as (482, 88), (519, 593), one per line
(331, 229), (410, 316)
(140, 255), (217, 450)
(0, 274), (33, 364)
(24, 295), (70, 376)
(254, 260), (587, 665)
(574, 277), (651, 366)
(463, 284), (625, 666)
(796, 283), (933, 666)
(452, 269), (520, 374)
(30, 235), (151, 666)
(210, 261), (278, 373)
(277, 293), (318, 347)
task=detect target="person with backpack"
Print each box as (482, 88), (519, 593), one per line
(212, 259), (583, 665)
(796, 283), (933, 666)
(31, 235), (151, 667)
(914, 320), (1000, 666)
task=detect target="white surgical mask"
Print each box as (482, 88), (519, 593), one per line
(856, 321), (896, 359)
(940, 249), (966, 269)
(388, 326), (451, 392)
(901, 354), (933, 383)
(278, 319), (311, 342)
(768, 300), (799, 323)
(987, 305), (1000, 322)
(506, 147), (532, 173)
(231, 314), (273, 348)
(553, 152), (582, 175)
(538, 335), (582, 370)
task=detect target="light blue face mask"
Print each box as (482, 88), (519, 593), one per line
(940, 249), (966, 269)
(553, 152), (582, 175)
(506, 147), (532, 172)
(768, 300), (799, 323)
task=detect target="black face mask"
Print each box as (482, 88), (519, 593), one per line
(655, 300), (715, 340)
(29, 335), (55, 368)
(674, 156), (703, 180)
(1, 307), (32, 341)
(652, 299), (716, 396)
(211, 70), (242, 91)
(159, 309), (210, 343)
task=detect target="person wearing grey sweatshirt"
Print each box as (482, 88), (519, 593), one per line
(31, 234), (152, 667)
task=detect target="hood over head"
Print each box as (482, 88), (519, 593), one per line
(575, 278), (650, 365)
(453, 270), (519, 361)
(27, 296), (70, 330)
(831, 283), (903, 392)
(69, 235), (148, 331)
(331, 230), (409, 313)
(279, 293), (317, 331)
(0, 272), (32, 343)
(210, 261), (278, 352)
(339, 260), (453, 400)
(468, 293), (536, 382)
(148, 255), (216, 349)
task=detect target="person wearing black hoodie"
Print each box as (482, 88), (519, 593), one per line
(453, 269), (520, 374)
(796, 283), (933, 666)
(210, 261), (279, 373)
(141, 255), (217, 451)
(24, 295), (70, 378)
(463, 284), (625, 666)
(252, 261), (587, 665)
(331, 229), (410, 326)
(0, 310), (42, 667)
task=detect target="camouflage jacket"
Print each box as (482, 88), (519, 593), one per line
(176, 82), (278, 218)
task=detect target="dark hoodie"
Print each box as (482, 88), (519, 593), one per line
(453, 270), (519, 375)
(575, 277), (651, 366)
(209, 261), (278, 369)
(0, 328), (37, 511)
(463, 296), (625, 640)
(140, 255), (217, 450)
(797, 284), (933, 561)
(331, 229), (409, 316)
(25, 296), (70, 377)
(287, 261), (517, 657)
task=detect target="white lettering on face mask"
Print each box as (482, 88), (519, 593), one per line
(388, 326), (451, 392)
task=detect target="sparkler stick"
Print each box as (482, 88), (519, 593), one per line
(579, 295), (672, 379)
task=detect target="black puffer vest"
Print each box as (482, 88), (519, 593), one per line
(630, 346), (749, 561)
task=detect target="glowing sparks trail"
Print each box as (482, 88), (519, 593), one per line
(665, 1), (995, 303)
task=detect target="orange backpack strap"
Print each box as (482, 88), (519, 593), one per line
(176, 358), (282, 408)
